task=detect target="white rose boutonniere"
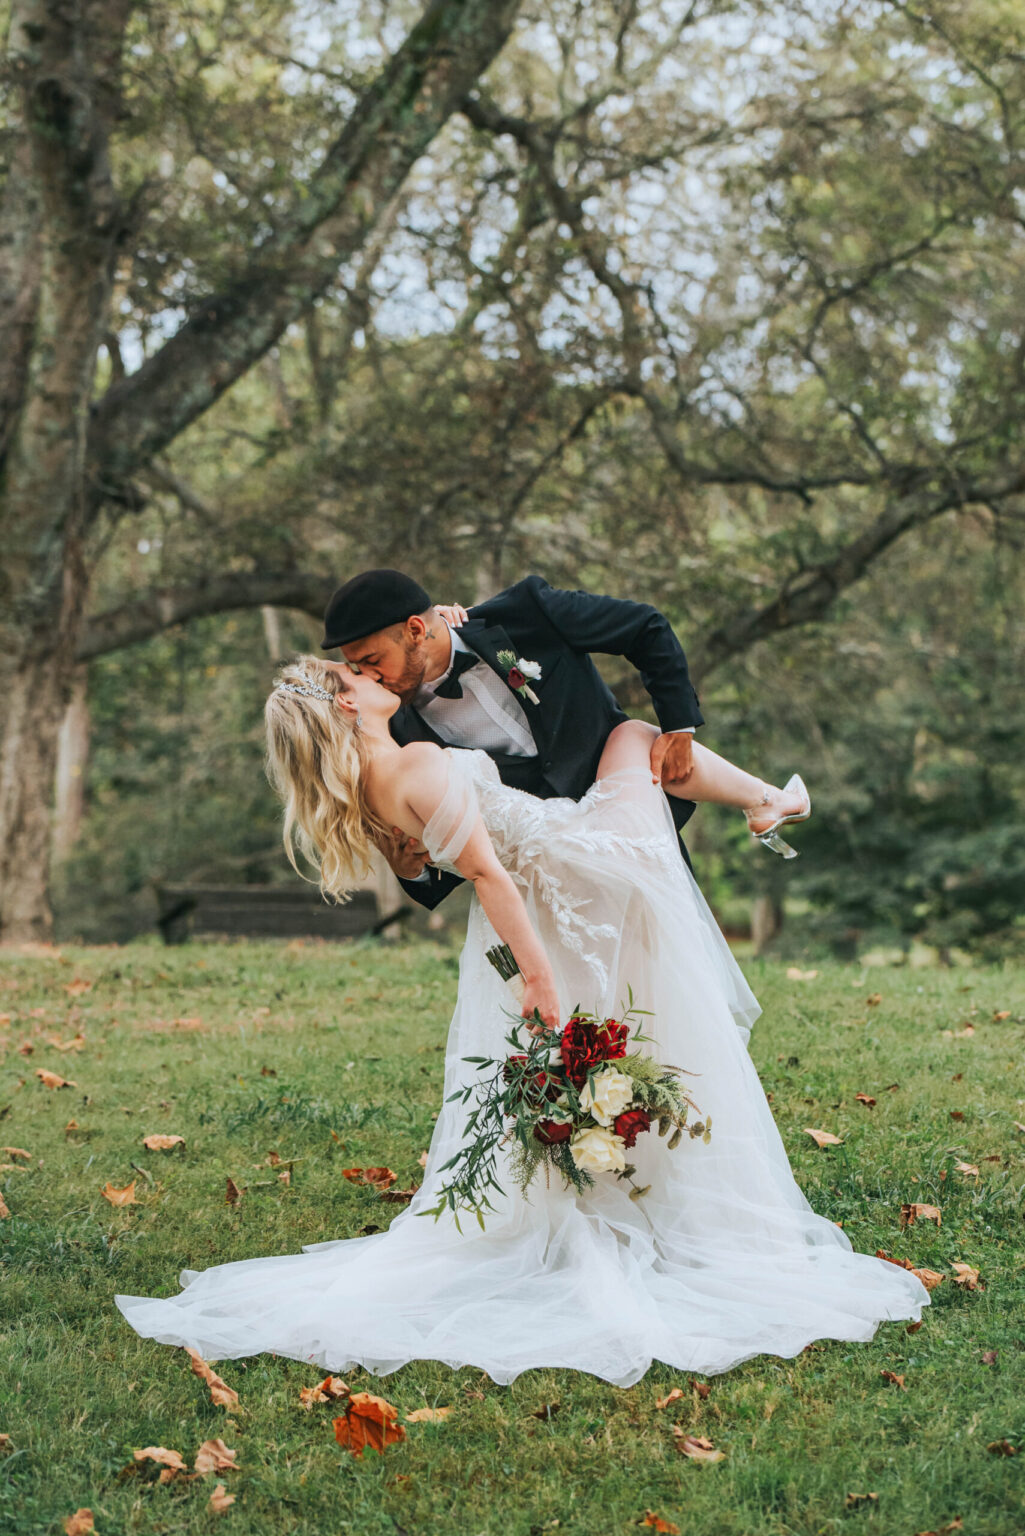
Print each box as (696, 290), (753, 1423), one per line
(496, 648), (542, 705)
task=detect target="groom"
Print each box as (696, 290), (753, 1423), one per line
(321, 569), (704, 909)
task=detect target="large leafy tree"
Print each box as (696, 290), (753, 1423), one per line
(3, 0), (1024, 942)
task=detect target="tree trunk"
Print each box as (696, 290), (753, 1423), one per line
(0, 0), (130, 942)
(53, 668), (90, 864)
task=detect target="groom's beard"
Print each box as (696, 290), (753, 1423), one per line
(388, 649), (430, 705)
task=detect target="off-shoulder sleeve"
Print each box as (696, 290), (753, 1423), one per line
(421, 751), (482, 869)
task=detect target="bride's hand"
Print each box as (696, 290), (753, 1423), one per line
(521, 972), (560, 1035)
(436, 603), (469, 628)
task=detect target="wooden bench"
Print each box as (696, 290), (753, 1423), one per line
(154, 883), (405, 944)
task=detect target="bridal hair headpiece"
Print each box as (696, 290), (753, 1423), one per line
(276, 674), (334, 702)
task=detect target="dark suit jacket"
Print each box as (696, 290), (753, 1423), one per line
(391, 574), (703, 909)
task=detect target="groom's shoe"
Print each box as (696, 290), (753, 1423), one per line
(745, 774), (811, 859)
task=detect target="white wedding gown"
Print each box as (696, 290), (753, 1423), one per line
(116, 750), (930, 1386)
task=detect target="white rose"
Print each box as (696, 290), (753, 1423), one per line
(515, 657), (542, 680)
(570, 1125), (627, 1175)
(578, 1067), (634, 1127)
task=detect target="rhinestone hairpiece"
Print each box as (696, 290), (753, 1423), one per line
(276, 675), (334, 702)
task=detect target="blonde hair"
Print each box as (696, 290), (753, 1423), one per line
(264, 656), (387, 902)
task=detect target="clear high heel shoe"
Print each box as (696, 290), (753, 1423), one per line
(745, 774), (811, 859)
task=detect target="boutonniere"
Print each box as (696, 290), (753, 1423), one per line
(496, 649), (542, 705)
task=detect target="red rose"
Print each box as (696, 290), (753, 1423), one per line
(560, 1014), (630, 1087)
(507, 666), (526, 689)
(613, 1107), (651, 1148)
(534, 1119), (572, 1145)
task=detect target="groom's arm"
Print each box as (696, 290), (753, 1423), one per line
(523, 575), (704, 731)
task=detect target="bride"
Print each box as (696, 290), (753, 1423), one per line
(115, 658), (930, 1386)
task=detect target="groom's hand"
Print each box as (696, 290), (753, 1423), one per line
(380, 826), (433, 881)
(650, 731), (694, 788)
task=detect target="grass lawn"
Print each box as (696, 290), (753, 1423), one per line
(1, 939), (1023, 1536)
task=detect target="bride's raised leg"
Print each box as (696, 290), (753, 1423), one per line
(596, 720), (809, 838)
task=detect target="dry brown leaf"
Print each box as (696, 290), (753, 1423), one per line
(134, 1446), (187, 1472)
(900, 1202), (942, 1228)
(194, 1438), (238, 1475)
(986, 1440), (1017, 1456)
(914, 1521), (963, 1536)
(64, 978), (92, 997)
(63, 1513), (95, 1536)
(875, 1251), (946, 1291)
(341, 1166), (397, 1190)
(260, 1065), (277, 1076)
(418, 1150), (429, 1168)
(689, 1379), (711, 1399)
(672, 1430), (725, 1463)
(993, 1010), (1011, 1021)
(36, 1068), (77, 1089)
(785, 967), (818, 981)
(854, 1093), (876, 1108)
(2, 1147), (30, 1160)
(943, 1025), (975, 1039)
(278, 1168), (291, 1186)
(405, 1406), (453, 1422)
(804, 1128), (843, 1147)
(51, 1033), (87, 1052)
(225, 1177), (245, 1205)
(641, 1513), (680, 1534)
(951, 1262), (982, 1290)
(0, 1193), (10, 1219)
(866, 993), (882, 1006)
(379, 1184), (419, 1203)
(298, 1376), (349, 1408)
(100, 1180), (137, 1207)
(18, 1041), (34, 1055)
(1014, 1122), (1025, 1135)
(655, 1387), (684, 1410)
(907, 1320), (923, 1334)
(209, 1483), (235, 1512)
(186, 1349), (240, 1410)
(949, 1110), (966, 1121)
(0, 1434), (12, 1451)
(142, 1134), (185, 1151)
(953, 1160), (979, 1178)
(880, 1370), (906, 1390)
(332, 1391), (406, 1458)
(845, 1493), (879, 1510)
(530, 1402), (561, 1420)
(981, 1349), (998, 1364)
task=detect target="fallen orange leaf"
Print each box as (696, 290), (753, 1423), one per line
(380, 1185), (419, 1203)
(986, 1440), (1017, 1456)
(333, 1391), (406, 1457)
(298, 1376), (349, 1408)
(405, 1406), (453, 1422)
(142, 1134), (185, 1151)
(641, 1513), (680, 1534)
(194, 1438), (238, 1474)
(900, 1203), (941, 1228)
(134, 1446), (187, 1473)
(854, 1093), (876, 1108)
(225, 1177), (245, 1205)
(866, 993), (882, 1006)
(655, 1388), (684, 1410)
(36, 1069), (77, 1089)
(993, 1010), (1010, 1021)
(342, 1167), (398, 1190)
(100, 1180), (137, 1207)
(186, 1349), (240, 1410)
(953, 1161), (978, 1178)
(63, 1513), (95, 1536)
(2, 1147), (30, 1160)
(689, 1379), (711, 1399)
(845, 1493), (879, 1510)
(880, 1370), (906, 1390)
(672, 1430), (725, 1462)
(0, 1193), (10, 1219)
(209, 1483), (235, 1512)
(804, 1128), (843, 1147)
(951, 1262), (982, 1290)
(64, 979), (92, 997)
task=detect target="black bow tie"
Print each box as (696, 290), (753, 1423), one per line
(431, 649), (480, 700)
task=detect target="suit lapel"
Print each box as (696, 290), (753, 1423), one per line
(458, 621), (550, 755)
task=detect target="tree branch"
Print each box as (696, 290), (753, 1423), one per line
(85, 0), (525, 513)
(75, 571), (335, 661)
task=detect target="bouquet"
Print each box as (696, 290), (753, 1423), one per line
(420, 944), (709, 1229)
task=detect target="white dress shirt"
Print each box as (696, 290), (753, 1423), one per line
(413, 627), (537, 758)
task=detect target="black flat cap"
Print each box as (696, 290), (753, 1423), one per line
(321, 568), (432, 649)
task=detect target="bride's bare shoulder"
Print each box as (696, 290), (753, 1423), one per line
(393, 742), (450, 820)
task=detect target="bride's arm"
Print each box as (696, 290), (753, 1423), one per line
(400, 749), (559, 1032)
